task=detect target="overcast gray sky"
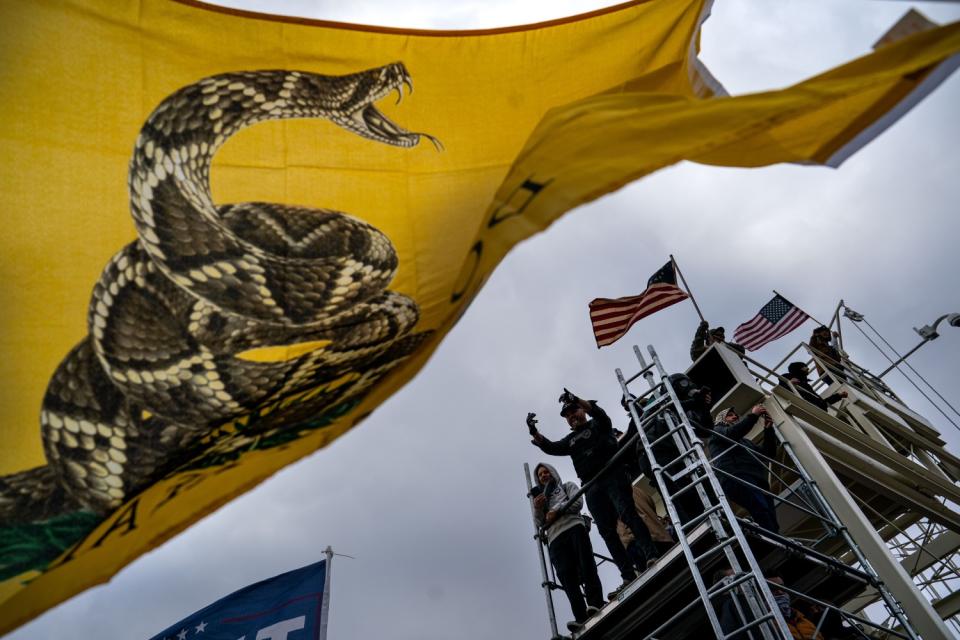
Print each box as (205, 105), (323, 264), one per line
(6, 2), (960, 639)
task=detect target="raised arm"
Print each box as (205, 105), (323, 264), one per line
(583, 398), (611, 434)
(531, 431), (571, 456)
(691, 320), (709, 361)
(713, 407), (761, 442)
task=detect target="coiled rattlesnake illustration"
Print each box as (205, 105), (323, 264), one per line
(1, 62), (437, 524)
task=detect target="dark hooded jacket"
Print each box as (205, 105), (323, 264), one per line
(533, 401), (618, 482)
(778, 374), (845, 412)
(625, 400), (713, 474)
(690, 323), (745, 361)
(708, 409), (775, 487)
(810, 333), (845, 381)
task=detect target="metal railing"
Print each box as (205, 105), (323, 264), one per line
(523, 343), (928, 639)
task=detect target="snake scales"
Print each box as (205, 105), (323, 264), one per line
(1, 63), (436, 523)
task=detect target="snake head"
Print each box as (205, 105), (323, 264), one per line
(321, 62), (443, 151)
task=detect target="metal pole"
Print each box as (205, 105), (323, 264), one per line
(319, 546), (333, 640)
(766, 402), (951, 640)
(827, 299), (843, 332)
(671, 254), (706, 323)
(878, 337), (932, 378)
(831, 299), (845, 352)
(524, 463), (561, 639)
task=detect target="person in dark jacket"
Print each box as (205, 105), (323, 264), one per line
(779, 362), (848, 412)
(810, 326), (847, 384)
(691, 321), (745, 361)
(533, 463), (603, 633)
(530, 390), (659, 597)
(709, 404), (780, 533)
(622, 375), (713, 526)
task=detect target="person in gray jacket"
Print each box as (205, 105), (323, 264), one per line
(533, 463), (604, 632)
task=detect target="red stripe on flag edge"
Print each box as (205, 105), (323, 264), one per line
(589, 287), (687, 319)
(591, 293), (688, 332)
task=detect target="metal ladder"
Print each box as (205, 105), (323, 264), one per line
(617, 345), (792, 640)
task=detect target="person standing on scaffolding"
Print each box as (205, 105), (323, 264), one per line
(690, 321), (745, 361)
(709, 405), (780, 533)
(532, 463), (604, 633)
(621, 375), (713, 527)
(780, 362), (848, 412)
(529, 389), (660, 598)
(809, 325), (847, 383)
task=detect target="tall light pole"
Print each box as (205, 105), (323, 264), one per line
(878, 313), (960, 378)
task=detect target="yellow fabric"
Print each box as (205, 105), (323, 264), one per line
(788, 610), (825, 640)
(0, 0), (957, 630)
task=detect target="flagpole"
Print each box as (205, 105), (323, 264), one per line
(830, 298), (845, 351)
(772, 289), (822, 327)
(670, 254), (706, 323)
(319, 546), (333, 640)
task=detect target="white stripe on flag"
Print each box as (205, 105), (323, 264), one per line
(737, 307), (808, 350)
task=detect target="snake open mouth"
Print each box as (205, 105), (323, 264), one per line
(348, 68), (443, 151)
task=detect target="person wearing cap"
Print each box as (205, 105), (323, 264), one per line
(691, 320), (745, 362)
(809, 326), (847, 384)
(709, 404), (780, 533)
(532, 463), (603, 633)
(530, 389), (660, 598)
(779, 362), (848, 412)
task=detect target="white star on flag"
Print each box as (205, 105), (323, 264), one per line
(177, 629), (187, 640)
(195, 621), (207, 633)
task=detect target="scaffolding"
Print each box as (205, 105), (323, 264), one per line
(524, 341), (960, 639)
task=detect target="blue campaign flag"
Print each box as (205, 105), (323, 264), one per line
(148, 559), (330, 640)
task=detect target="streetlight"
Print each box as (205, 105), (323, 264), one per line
(878, 313), (960, 378)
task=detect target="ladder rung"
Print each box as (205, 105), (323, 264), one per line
(647, 423), (685, 448)
(694, 537), (738, 565)
(706, 572), (755, 599)
(680, 504), (723, 533)
(665, 473), (709, 500)
(663, 457), (706, 482)
(659, 447), (704, 472)
(723, 613), (776, 639)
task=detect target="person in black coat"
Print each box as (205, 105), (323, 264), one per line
(810, 325), (847, 383)
(621, 374), (714, 527)
(691, 321), (745, 361)
(709, 404), (780, 534)
(530, 389), (659, 596)
(780, 361), (848, 412)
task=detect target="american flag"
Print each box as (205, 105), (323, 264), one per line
(734, 294), (810, 351)
(589, 261), (689, 348)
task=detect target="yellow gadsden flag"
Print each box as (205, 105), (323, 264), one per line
(0, 0), (957, 630)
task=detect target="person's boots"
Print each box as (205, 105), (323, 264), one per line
(606, 574), (635, 600)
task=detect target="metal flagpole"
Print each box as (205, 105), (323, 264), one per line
(319, 546), (333, 640)
(832, 299), (845, 351)
(827, 299), (843, 332)
(670, 254), (706, 323)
